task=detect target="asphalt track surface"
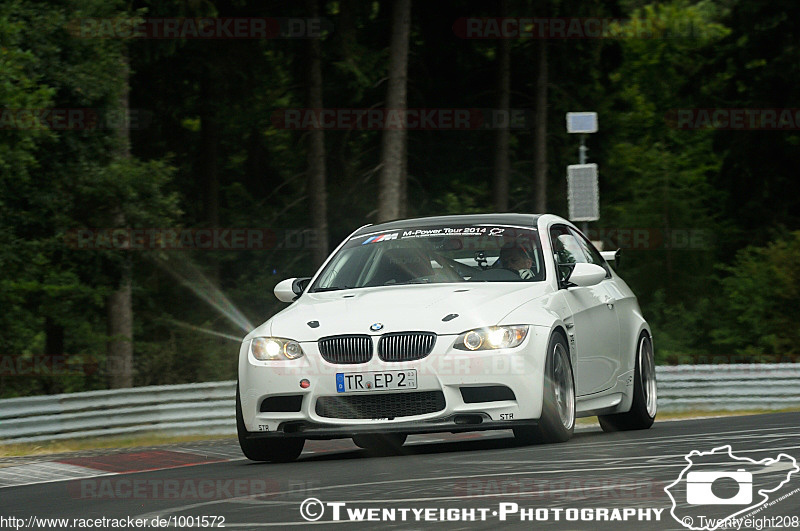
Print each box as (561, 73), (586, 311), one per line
(1, 412), (799, 530)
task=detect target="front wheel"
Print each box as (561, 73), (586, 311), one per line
(236, 385), (304, 462)
(514, 333), (575, 445)
(598, 333), (657, 432)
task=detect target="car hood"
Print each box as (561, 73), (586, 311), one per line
(249, 282), (553, 341)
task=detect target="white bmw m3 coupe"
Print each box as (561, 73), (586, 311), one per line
(237, 214), (657, 461)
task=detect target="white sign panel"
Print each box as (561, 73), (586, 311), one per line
(566, 112), (598, 134)
(567, 163), (599, 222)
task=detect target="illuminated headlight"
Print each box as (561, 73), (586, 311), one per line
(454, 326), (529, 351)
(251, 337), (305, 360)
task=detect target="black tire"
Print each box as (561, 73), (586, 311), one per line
(598, 333), (657, 432)
(514, 332), (575, 445)
(352, 433), (407, 453)
(236, 385), (304, 462)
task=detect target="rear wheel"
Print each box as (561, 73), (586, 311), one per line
(514, 333), (575, 445)
(352, 433), (407, 453)
(236, 385), (304, 462)
(598, 333), (657, 432)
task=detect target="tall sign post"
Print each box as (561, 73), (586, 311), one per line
(566, 112), (599, 235)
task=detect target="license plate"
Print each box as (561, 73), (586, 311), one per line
(336, 370), (417, 393)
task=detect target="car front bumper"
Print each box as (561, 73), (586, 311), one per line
(238, 325), (550, 439)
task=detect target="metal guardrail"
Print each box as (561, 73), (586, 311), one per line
(1, 364), (798, 444)
(0, 381), (237, 444)
(656, 363), (800, 411)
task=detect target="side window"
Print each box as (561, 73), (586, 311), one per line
(549, 225), (590, 283)
(569, 228), (611, 278)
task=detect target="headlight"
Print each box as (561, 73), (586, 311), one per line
(251, 337), (305, 360)
(454, 325), (529, 351)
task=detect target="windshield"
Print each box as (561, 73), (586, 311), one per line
(310, 224), (545, 292)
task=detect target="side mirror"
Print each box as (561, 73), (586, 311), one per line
(274, 277), (311, 302)
(567, 263), (607, 287)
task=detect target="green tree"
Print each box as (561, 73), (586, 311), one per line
(598, 2), (729, 361)
(712, 232), (800, 361)
(0, 0), (179, 396)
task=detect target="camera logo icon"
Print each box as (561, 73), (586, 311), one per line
(686, 469), (752, 505)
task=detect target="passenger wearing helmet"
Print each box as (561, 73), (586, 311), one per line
(499, 245), (535, 280)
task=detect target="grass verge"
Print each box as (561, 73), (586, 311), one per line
(0, 433), (235, 458)
(576, 406), (800, 427)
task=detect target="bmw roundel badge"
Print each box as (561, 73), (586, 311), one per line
(370, 322), (384, 331)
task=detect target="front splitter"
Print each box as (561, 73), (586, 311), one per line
(245, 414), (537, 440)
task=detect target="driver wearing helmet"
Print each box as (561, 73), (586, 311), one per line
(499, 244), (535, 279)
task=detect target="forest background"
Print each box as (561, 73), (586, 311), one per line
(1, 0), (798, 397)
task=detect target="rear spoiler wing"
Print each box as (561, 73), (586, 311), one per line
(600, 249), (621, 265)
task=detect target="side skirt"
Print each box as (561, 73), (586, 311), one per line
(575, 368), (635, 418)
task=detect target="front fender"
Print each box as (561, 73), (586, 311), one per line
(500, 302), (574, 384)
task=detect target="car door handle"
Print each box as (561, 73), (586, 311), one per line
(603, 296), (615, 309)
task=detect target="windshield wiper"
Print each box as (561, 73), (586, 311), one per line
(393, 278), (432, 285)
(313, 286), (352, 292)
